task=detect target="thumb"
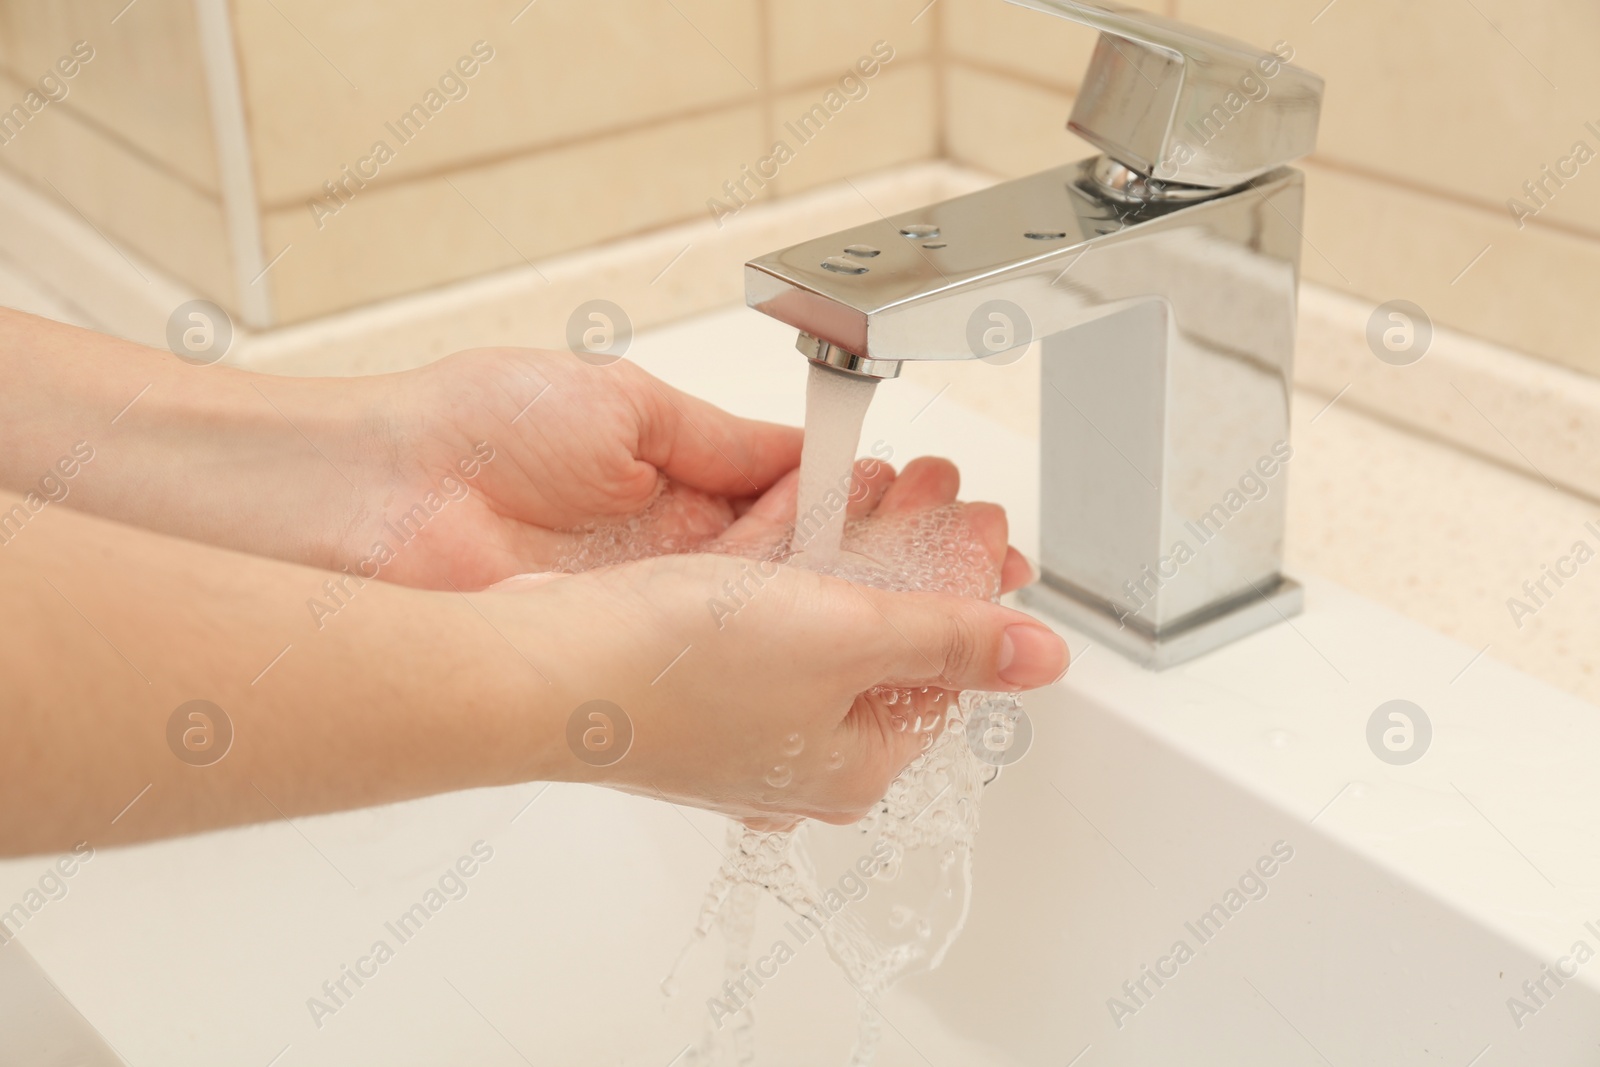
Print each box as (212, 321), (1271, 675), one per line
(630, 369), (803, 497)
(848, 584), (1070, 693)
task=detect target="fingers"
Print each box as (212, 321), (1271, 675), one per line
(872, 461), (1035, 589)
(714, 467), (799, 551)
(716, 458), (895, 550)
(963, 500), (1008, 574)
(829, 682), (966, 822)
(1000, 546), (1037, 594)
(874, 456), (959, 514)
(629, 366), (803, 497)
(847, 457), (896, 517)
(958, 501), (1037, 593)
(848, 583), (1069, 693)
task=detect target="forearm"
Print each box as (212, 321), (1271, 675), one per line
(0, 489), (566, 857)
(0, 308), (388, 572)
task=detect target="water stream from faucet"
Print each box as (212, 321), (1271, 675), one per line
(537, 363), (1016, 1065)
(662, 365), (1017, 1066)
(792, 362), (878, 564)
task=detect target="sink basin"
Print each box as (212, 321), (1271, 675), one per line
(2, 305), (1595, 1065)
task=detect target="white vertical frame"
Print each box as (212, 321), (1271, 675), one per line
(193, 0), (273, 329)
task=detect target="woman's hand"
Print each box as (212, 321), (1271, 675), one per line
(0, 314), (1013, 604)
(713, 453), (1036, 593)
(339, 349), (801, 589)
(512, 551), (1067, 826)
(493, 454), (1057, 825)
(0, 312), (1063, 851)
(0, 315), (793, 588)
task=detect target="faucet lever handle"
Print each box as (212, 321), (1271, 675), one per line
(1007, 0), (1322, 189)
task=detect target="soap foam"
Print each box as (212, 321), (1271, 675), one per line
(545, 480), (737, 573)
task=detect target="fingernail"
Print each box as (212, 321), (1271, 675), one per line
(998, 624), (1070, 688)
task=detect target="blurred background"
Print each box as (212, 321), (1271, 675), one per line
(0, 0), (1594, 362)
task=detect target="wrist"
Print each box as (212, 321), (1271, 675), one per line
(478, 570), (700, 790)
(453, 580), (602, 788)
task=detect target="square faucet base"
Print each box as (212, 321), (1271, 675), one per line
(1020, 577), (1305, 671)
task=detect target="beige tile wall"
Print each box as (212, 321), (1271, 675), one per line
(3, 0), (1599, 384)
(0, 0), (220, 190)
(0, 0), (940, 324)
(230, 0), (762, 205)
(941, 0), (1600, 379)
(239, 0), (939, 321)
(0, 0), (235, 305)
(261, 104), (768, 323)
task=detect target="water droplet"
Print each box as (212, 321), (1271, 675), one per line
(781, 732), (805, 757)
(821, 255), (869, 275)
(764, 764), (794, 789)
(826, 749), (845, 770)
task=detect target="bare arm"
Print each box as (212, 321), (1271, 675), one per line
(0, 308), (386, 574)
(0, 312), (1067, 857)
(0, 485), (1066, 857)
(0, 487), (555, 856)
(0, 307), (813, 589)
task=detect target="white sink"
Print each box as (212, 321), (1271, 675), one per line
(2, 306), (1596, 1066)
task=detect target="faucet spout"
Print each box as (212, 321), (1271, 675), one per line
(745, 156), (1308, 668)
(796, 331), (901, 381)
(743, 0), (1323, 668)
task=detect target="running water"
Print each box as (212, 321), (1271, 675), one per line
(792, 362), (878, 563)
(664, 506), (1013, 1066)
(540, 364), (1020, 1065)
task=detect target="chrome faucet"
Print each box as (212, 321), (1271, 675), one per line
(743, 0), (1323, 668)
